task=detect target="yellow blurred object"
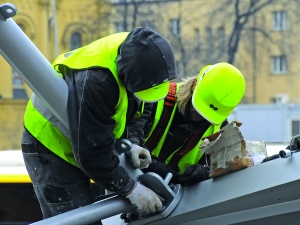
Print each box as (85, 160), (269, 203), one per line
(0, 174), (31, 183)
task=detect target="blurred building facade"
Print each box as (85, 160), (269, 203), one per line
(1, 0), (300, 149)
(0, 0), (107, 149)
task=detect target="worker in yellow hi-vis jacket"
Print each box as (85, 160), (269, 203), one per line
(21, 27), (177, 222)
(142, 62), (246, 186)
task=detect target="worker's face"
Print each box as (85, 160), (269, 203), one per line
(189, 103), (205, 122)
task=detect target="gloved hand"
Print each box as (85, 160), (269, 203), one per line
(178, 164), (210, 187)
(127, 144), (152, 169)
(126, 183), (163, 215)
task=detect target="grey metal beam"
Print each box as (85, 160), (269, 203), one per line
(29, 195), (132, 225)
(180, 199), (300, 225)
(148, 154), (300, 225)
(25, 152), (300, 225)
(0, 3), (69, 130)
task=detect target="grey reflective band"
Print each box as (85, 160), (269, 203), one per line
(32, 94), (70, 139)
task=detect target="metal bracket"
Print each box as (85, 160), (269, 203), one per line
(115, 138), (133, 154)
(0, 3), (17, 20)
(115, 139), (183, 224)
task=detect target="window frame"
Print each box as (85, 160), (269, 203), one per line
(70, 31), (82, 50)
(272, 10), (287, 31)
(170, 19), (180, 37)
(271, 55), (287, 75)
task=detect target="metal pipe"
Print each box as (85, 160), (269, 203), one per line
(0, 9), (69, 130)
(30, 195), (132, 225)
(279, 149), (295, 158)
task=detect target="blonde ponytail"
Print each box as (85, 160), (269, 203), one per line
(176, 76), (197, 116)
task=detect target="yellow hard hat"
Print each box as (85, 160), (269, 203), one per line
(192, 62), (245, 125)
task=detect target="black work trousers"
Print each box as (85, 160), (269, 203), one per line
(21, 129), (103, 225)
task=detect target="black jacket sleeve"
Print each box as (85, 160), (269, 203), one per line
(123, 102), (153, 145)
(65, 68), (135, 194)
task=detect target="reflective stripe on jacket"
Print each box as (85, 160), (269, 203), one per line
(24, 32), (129, 166)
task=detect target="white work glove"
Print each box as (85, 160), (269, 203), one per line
(127, 144), (152, 169)
(126, 183), (163, 215)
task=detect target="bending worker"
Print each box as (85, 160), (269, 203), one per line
(21, 27), (177, 222)
(142, 62), (246, 186)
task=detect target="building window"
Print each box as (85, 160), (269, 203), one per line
(206, 27), (213, 57)
(12, 70), (27, 99)
(194, 28), (200, 56)
(12, 70), (23, 86)
(70, 32), (82, 50)
(272, 11), (287, 31)
(271, 55), (287, 74)
(115, 22), (125, 32)
(218, 26), (226, 56)
(170, 19), (180, 37)
(291, 120), (300, 137)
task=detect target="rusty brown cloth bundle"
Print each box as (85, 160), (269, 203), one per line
(199, 121), (267, 178)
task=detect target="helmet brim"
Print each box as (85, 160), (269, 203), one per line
(134, 81), (170, 103)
